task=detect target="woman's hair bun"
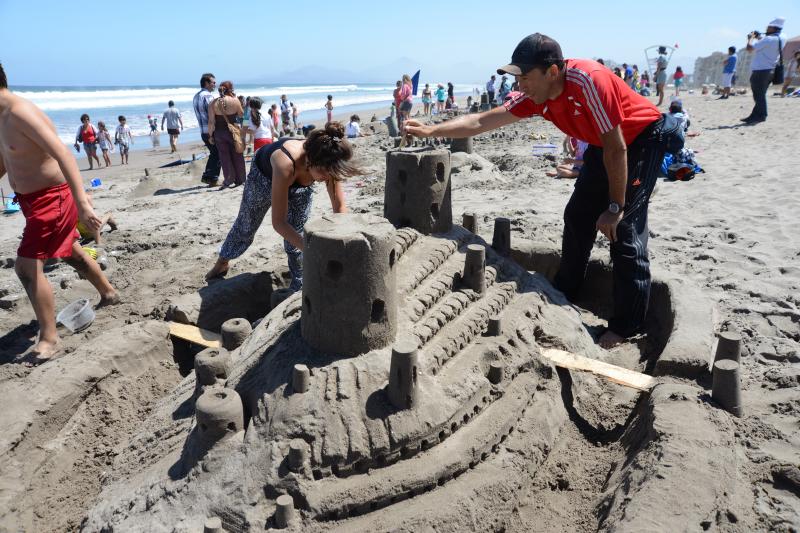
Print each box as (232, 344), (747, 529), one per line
(324, 121), (345, 139)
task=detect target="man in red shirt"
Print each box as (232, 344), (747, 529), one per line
(405, 33), (683, 348)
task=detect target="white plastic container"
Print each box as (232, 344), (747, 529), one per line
(57, 298), (95, 333)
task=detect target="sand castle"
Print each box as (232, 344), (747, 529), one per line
(83, 148), (739, 532)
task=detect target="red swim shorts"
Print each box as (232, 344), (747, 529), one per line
(254, 138), (273, 151)
(16, 182), (79, 260)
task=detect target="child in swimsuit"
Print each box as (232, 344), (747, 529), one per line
(97, 121), (113, 167)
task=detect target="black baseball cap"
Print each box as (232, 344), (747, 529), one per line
(497, 33), (564, 76)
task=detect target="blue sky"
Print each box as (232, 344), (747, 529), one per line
(1, 0), (797, 85)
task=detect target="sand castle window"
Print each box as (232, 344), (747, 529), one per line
(227, 422), (237, 431)
(370, 299), (385, 322)
(430, 203), (440, 219)
(389, 249), (396, 268)
(326, 260), (343, 280)
(304, 296), (312, 314)
(436, 162), (445, 182)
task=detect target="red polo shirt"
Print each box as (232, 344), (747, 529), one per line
(504, 58), (661, 146)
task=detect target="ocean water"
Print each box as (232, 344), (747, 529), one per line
(12, 83), (480, 151)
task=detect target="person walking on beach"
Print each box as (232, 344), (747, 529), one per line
(486, 75), (496, 103)
(115, 115), (133, 165)
(672, 67), (685, 96)
(96, 121), (113, 167)
(0, 63), (118, 364)
(291, 102), (300, 131)
(405, 33), (684, 349)
(742, 17), (785, 124)
(270, 103), (280, 132)
(719, 47), (738, 99)
(421, 83), (433, 115)
(205, 122), (359, 289)
(655, 46), (669, 106)
(161, 100), (183, 153)
(208, 81), (246, 188)
(435, 83), (446, 114)
(193, 73), (221, 185)
(73, 114), (101, 170)
(244, 97), (276, 152)
(498, 75), (511, 103)
(325, 95), (334, 123)
(398, 75), (413, 129)
(280, 94), (292, 134)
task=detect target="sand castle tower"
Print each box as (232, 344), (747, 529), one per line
(387, 335), (421, 410)
(301, 213), (398, 356)
(384, 148), (452, 234)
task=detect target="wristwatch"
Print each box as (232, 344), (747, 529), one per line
(608, 202), (623, 214)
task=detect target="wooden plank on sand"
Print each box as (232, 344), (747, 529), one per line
(540, 348), (656, 391)
(168, 321), (221, 348)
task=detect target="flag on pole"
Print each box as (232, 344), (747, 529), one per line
(411, 70), (421, 95)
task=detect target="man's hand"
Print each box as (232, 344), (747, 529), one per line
(404, 119), (436, 138)
(77, 201), (102, 232)
(596, 209), (623, 242)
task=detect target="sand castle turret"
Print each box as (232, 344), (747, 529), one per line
(387, 335), (421, 410)
(301, 213), (398, 356)
(462, 244), (486, 295)
(450, 137), (473, 154)
(194, 388), (244, 448)
(384, 148), (452, 234)
(193, 347), (232, 390)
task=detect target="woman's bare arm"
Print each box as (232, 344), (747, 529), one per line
(270, 152), (304, 251)
(326, 179), (347, 213)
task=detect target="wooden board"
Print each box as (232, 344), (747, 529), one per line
(540, 348), (657, 391)
(168, 321), (221, 348)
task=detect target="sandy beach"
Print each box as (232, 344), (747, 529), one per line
(1, 91), (799, 532)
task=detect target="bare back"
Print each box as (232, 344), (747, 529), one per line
(0, 91), (66, 194)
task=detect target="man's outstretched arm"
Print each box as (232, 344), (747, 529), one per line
(405, 105), (520, 139)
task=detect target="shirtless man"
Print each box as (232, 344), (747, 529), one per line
(0, 63), (119, 364)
